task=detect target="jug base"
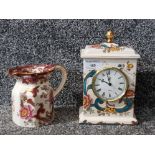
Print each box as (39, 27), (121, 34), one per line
(12, 113), (55, 128)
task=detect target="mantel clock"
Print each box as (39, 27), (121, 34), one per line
(79, 31), (140, 125)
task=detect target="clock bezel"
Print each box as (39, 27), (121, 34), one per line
(92, 67), (129, 102)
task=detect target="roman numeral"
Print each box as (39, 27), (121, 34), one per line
(118, 76), (123, 79)
(102, 92), (105, 96)
(118, 87), (123, 91)
(109, 93), (111, 98)
(120, 82), (124, 84)
(96, 89), (101, 92)
(114, 71), (117, 75)
(106, 70), (110, 75)
(115, 92), (118, 95)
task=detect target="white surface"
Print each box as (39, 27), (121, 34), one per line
(81, 44), (140, 59)
(79, 107), (138, 124)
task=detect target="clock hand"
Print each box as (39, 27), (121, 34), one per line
(98, 79), (108, 84)
(100, 79), (112, 86)
(106, 72), (111, 83)
(108, 76), (111, 83)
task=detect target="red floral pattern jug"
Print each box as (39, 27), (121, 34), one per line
(8, 64), (67, 127)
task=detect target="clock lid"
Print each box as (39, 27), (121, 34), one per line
(81, 30), (140, 59)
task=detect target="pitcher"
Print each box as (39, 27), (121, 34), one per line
(8, 64), (67, 127)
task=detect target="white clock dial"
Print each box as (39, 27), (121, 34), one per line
(92, 68), (128, 101)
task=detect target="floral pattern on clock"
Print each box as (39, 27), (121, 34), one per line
(82, 59), (137, 114)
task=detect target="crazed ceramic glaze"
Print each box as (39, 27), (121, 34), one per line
(8, 64), (67, 127)
(79, 33), (140, 125)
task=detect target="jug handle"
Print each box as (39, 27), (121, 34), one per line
(52, 65), (67, 98)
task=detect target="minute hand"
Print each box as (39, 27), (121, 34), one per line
(106, 72), (111, 82)
(108, 76), (111, 82)
(101, 79), (112, 86)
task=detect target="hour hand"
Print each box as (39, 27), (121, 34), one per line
(106, 72), (110, 82)
(108, 76), (111, 82)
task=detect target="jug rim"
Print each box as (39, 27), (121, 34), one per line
(8, 64), (55, 76)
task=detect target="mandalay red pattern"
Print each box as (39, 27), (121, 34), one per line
(8, 64), (67, 127)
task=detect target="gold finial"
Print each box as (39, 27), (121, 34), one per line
(106, 30), (114, 43)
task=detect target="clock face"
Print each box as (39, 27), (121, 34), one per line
(92, 68), (128, 101)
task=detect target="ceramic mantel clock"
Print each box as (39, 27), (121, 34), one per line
(79, 30), (140, 125)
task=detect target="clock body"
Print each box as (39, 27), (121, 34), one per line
(79, 42), (140, 125)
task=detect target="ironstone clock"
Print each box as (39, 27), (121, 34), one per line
(79, 30), (140, 125)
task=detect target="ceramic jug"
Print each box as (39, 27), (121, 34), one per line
(8, 64), (67, 127)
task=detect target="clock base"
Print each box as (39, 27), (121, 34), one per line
(79, 107), (138, 125)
